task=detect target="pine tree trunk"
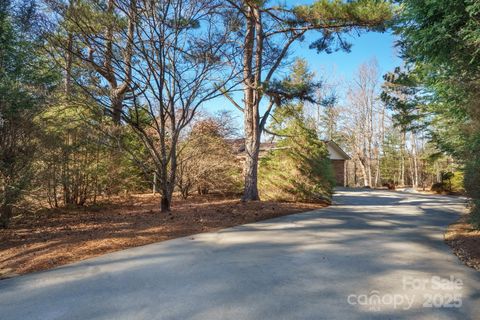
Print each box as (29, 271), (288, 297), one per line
(242, 97), (261, 201)
(111, 92), (123, 125)
(242, 138), (260, 201)
(241, 6), (261, 201)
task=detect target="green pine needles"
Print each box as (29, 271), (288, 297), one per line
(259, 104), (335, 203)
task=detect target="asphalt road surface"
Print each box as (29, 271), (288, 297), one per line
(1, 189), (479, 320)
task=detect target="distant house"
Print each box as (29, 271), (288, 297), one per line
(228, 139), (351, 187)
(324, 140), (351, 187)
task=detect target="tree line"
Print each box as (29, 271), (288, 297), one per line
(393, 0), (480, 225)
(311, 59), (461, 192)
(312, 0), (480, 227)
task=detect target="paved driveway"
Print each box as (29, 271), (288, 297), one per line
(1, 189), (479, 320)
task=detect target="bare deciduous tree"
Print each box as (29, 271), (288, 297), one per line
(46, 0), (240, 212)
(176, 116), (240, 199)
(345, 60), (382, 187)
(120, 0), (239, 211)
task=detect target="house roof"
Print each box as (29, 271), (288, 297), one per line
(227, 138), (350, 160)
(324, 140), (351, 160)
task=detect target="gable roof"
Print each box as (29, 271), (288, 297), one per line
(324, 140), (351, 160)
(227, 138), (350, 160)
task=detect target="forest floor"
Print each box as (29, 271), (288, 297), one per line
(445, 215), (480, 271)
(0, 194), (327, 279)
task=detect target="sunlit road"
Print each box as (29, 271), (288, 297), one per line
(1, 189), (479, 319)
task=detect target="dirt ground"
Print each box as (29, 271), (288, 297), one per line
(445, 216), (480, 271)
(0, 194), (326, 279)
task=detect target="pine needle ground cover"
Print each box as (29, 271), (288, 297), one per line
(0, 194), (327, 279)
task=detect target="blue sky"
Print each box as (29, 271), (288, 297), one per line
(297, 30), (401, 82)
(202, 30), (402, 129)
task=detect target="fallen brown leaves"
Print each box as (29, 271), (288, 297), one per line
(0, 194), (326, 279)
(445, 215), (480, 271)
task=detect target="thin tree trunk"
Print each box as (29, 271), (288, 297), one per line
(367, 159), (373, 187)
(375, 105), (385, 187)
(52, 162), (59, 208)
(354, 160), (358, 186)
(359, 159), (369, 187)
(411, 133), (419, 189)
(400, 131), (406, 186)
(0, 203), (12, 228)
(164, 138), (178, 212)
(367, 95), (373, 187)
(65, 33), (73, 98)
